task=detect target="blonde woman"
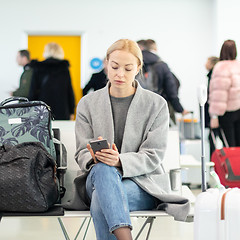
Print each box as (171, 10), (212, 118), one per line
(73, 39), (189, 240)
(29, 42), (75, 120)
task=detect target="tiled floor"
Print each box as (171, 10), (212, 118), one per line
(0, 187), (201, 240)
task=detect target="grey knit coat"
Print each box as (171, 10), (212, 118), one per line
(65, 81), (190, 221)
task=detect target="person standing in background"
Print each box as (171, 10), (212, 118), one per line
(83, 58), (108, 96)
(204, 56), (219, 157)
(29, 42), (75, 120)
(136, 39), (146, 51)
(209, 40), (240, 147)
(139, 39), (188, 124)
(11, 50), (33, 97)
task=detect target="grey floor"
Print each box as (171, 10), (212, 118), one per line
(0, 215), (194, 240)
(0, 188), (200, 240)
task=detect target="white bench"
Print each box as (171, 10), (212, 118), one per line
(58, 210), (170, 240)
(52, 121), (194, 240)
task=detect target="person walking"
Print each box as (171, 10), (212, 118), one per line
(209, 40), (240, 147)
(139, 39), (188, 123)
(11, 50), (33, 98)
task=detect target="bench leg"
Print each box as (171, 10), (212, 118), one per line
(75, 217), (91, 240)
(58, 215), (155, 240)
(58, 217), (71, 240)
(58, 217), (91, 240)
(134, 217), (155, 240)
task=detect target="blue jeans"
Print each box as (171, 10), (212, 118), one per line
(86, 162), (156, 240)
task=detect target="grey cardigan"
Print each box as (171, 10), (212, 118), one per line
(65, 81), (190, 221)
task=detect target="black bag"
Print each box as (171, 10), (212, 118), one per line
(0, 142), (60, 212)
(137, 62), (159, 93)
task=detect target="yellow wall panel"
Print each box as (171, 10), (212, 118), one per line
(28, 35), (81, 115)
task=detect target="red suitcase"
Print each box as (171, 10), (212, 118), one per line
(211, 129), (240, 188)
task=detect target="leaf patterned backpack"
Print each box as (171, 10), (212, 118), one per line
(0, 97), (56, 158)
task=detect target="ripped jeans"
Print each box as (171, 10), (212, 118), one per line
(86, 162), (156, 240)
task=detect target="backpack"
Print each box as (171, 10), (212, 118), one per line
(138, 61), (180, 95)
(0, 97), (56, 158)
(137, 62), (160, 94)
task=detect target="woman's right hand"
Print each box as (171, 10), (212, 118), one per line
(181, 109), (189, 116)
(87, 143), (97, 163)
(87, 136), (104, 164)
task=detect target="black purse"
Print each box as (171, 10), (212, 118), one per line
(0, 142), (60, 212)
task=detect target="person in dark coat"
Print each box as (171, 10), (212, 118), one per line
(28, 42), (75, 120)
(205, 56), (219, 128)
(141, 39), (188, 122)
(11, 50), (33, 98)
(204, 56), (220, 157)
(83, 59), (108, 96)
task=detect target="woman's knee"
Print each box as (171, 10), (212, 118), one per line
(92, 162), (120, 179)
(86, 163), (113, 197)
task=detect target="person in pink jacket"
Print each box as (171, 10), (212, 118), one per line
(209, 39), (240, 147)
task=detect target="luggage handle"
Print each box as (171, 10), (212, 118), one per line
(198, 84), (208, 192)
(0, 97), (29, 106)
(181, 111), (194, 120)
(210, 128), (229, 149)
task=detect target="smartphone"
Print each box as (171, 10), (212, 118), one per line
(89, 139), (109, 155)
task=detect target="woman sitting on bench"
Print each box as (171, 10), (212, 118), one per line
(75, 39), (170, 240)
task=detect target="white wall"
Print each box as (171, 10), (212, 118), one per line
(216, 0), (240, 51)
(0, 0), (219, 118)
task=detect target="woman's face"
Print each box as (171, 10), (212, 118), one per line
(107, 50), (140, 96)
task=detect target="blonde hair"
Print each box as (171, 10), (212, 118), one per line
(106, 39), (143, 69)
(43, 42), (64, 60)
(208, 56), (219, 66)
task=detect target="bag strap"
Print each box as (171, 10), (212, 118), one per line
(219, 128), (229, 148)
(52, 137), (67, 199)
(210, 128), (229, 149)
(0, 97), (29, 106)
(53, 138), (67, 169)
(221, 189), (232, 220)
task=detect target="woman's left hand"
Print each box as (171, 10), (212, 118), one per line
(95, 143), (121, 167)
(210, 117), (219, 129)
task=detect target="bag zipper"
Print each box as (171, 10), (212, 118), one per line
(0, 101), (52, 113)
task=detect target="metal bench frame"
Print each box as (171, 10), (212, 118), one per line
(58, 210), (170, 240)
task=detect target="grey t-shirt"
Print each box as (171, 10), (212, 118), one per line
(110, 94), (134, 152)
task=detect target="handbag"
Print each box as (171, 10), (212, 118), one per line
(0, 142), (60, 212)
(0, 97), (56, 158)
